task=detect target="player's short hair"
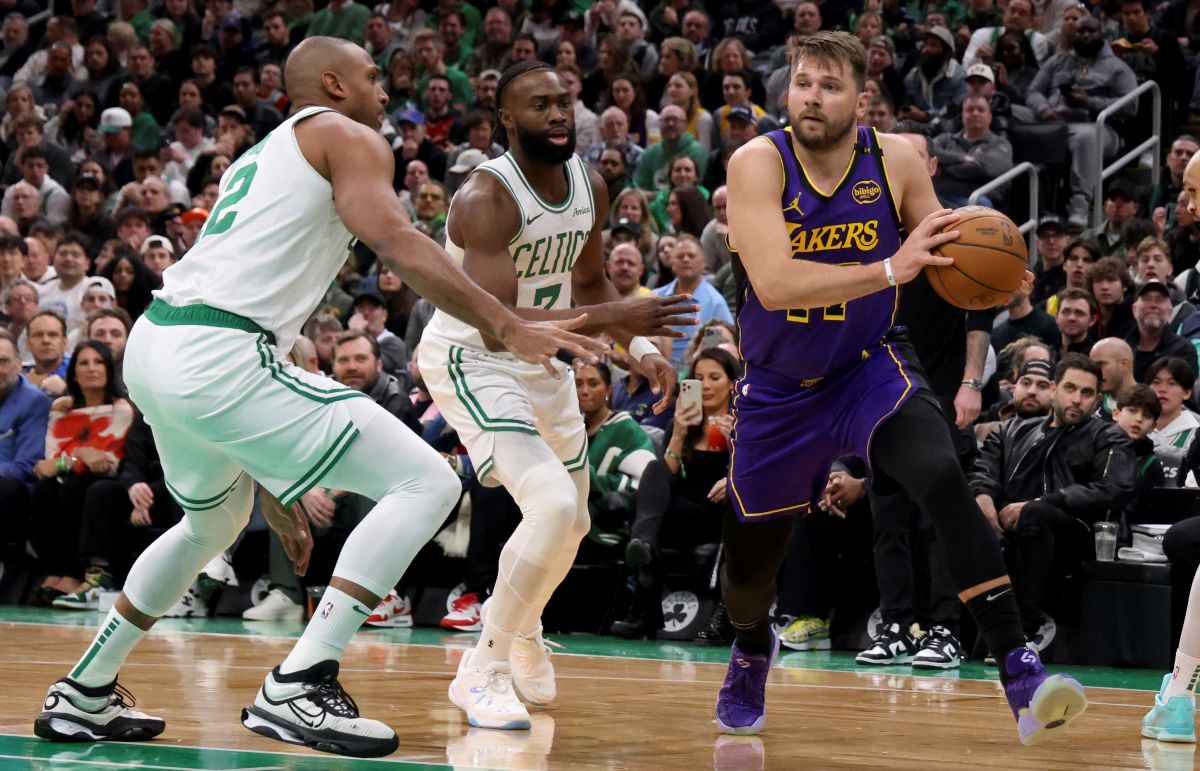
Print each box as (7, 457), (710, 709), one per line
(1054, 352), (1101, 385)
(1117, 383), (1162, 419)
(790, 30), (867, 91)
(1145, 356), (1196, 392)
(333, 329), (381, 359)
(1057, 286), (1097, 314)
(87, 307), (133, 334)
(494, 60), (559, 147)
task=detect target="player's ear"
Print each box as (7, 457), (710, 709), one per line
(321, 69), (347, 100)
(497, 107), (515, 132)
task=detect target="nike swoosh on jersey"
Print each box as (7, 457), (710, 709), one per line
(526, 213), (543, 225)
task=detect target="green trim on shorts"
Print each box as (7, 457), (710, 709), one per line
(255, 335), (367, 404)
(279, 422), (361, 506)
(562, 437), (588, 473)
(165, 474), (243, 512)
(446, 345), (539, 434)
(145, 299), (277, 345)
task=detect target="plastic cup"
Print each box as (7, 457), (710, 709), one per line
(1094, 521), (1117, 562)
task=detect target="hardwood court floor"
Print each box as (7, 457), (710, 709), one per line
(0, 609), (1188, 770)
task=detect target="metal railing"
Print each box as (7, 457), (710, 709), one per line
(1094, 81), (1160, 224)
(969, 161), (1040, 266)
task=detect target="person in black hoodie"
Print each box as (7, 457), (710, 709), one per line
(1113, 384), (1167, 523)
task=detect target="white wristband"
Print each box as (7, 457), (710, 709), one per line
(628, 336), (658, 362)
(883, 257), (896, 287)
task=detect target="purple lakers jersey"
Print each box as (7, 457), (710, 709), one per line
(733, 126), (903, 381)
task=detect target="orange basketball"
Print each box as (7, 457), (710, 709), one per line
(925, 206), (1028, 311)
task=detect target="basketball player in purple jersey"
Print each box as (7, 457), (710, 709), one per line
(717, 31), (1087, 745)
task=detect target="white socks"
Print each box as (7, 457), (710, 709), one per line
(1165, 651), (1200, 699)
(69, 608), (147, 689)
(279, 587), (371, 675)
(1165, 567), (1200, 699)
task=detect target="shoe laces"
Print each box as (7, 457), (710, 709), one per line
(110, 682), (137, 710)
(306, 677), (360, 718)
(482, 667), (517, 696)
(516, 628), (562, 659)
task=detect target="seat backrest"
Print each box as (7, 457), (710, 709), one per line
(643, 425), (666, 457)
(1009, 122), (1070, 167)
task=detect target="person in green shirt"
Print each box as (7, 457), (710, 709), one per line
(117, 82), (161, 153)
(436, 9), (471, 70)
(306, 0), (370, 46)
(634, 105), (707, 193)
(426, 0), (482, 50)
(412, 29), (472, 111)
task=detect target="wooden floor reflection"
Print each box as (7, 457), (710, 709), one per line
(0, 622), (1188, 769)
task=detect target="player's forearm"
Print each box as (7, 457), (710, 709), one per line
(379, 233), (520, 342)
(964, 330), (990, 381)
(505, 303), (619, 337)
(756, 260), (890, 311)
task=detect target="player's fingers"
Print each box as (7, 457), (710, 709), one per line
(917, 209), (958, 234)
(659, 314), (701, 327)
(652, 390), (673, 414)
(552, 312), (589, 331)
(922, 229), (962, 250)
(919, 252), (955, 267)
(658, 301), (701, 316)
(540, 355), (559, 378)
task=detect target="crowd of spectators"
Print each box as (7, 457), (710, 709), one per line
(2, 0), (1200, 667)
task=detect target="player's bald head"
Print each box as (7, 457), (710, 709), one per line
(284, 36), (367, 103)
(1185, 150), (1200, 215)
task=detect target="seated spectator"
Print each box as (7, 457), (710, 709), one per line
(992, 289), (1060, 356)
(611, 337), (675, 430)
(1113, 384), (1168, 522)
(607, 243), (651, 299)
(1090, 337), (1138, 419)
(660, 183), (709, 238)
(115, 205), (152, 251)
(38, 233), (92, 328)
(392, 107), (448, 188)
(396, 158), (426, 217)
(302, 313), (343, 374)
(902, 27), (966, 123)
(139, 235), (175, 288)
(85, 307), (131, 388)
(963, 0), (1051, 65)
(651, 235), (732, 366)
(23, 310), (70, 396)
(1149, 135), (1199, 218)
(66, 174), (116, 256)
(28, 341), (134, 606)
(1147, 357), (1200, 453)
(1031, 215), (1069, 305)
(607, 188), (659, 275)
(0, 330), (50, 561)
(635, 105), (706, 192)
(866, 92), (898, 133)
(597, 145), (631, 203)
(613, 347), (737, 638)
(231, 66), (283, 139)
(1026, 17), (1138, 228)
(347, 289), (409, 385)
(585, 107), (646, 175)
(975, 357), (1055, 441)
(3, 279), (37, 364)
(606, 73), (659, 147)
(1087, 257), (1135, 340)
(664, 70), (712, 154)
(1055, 287), (1096, 357)
(0, 233), (23, 295)
(410, 181), (448, 247)
(99, 250), (154, 321)
(1111, 0), (1187, 131)
(1083, 179), (1140, 259)
(1125, 281), (1198, 382)
(576, 361), (656, 546)
(970, 354), (1135, 651)
(930, 95), (1013, 207)
(713, 69), (766, 146)
(1044, 239), (1099, 315)
(6, 113), (76, 189)
(67, 276), (116, 347)
(162, 108), (214, 189)
(422, 74), (464, 150)
(700, 185), (730, 274)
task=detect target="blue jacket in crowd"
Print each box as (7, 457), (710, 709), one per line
(0, 374), (51, 483)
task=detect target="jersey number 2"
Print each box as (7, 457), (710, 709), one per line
(201, 163), (258, 238)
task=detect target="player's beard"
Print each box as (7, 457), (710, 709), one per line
(515, 124), (577, 164)
(789, 108), (857, 152)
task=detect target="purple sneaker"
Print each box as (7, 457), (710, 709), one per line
(715, 630), (779, 735)
(1001, 646), (1088, 746)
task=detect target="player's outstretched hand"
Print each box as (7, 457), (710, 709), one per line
(890, 209), (959, 284)
(633, 352), (678, 414)
(261, 490), (313, 577)
(618, 294), (700, 338)
(499, 314), (608, 378)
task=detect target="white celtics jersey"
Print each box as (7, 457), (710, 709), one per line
(423, 151), (596, 353)
(155, 105), (355, 352)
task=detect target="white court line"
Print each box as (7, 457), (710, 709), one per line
(1, 619), (1160, 695)
(0, 754), (201, 770)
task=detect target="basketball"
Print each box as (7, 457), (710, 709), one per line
(925, 206), (1028, 310)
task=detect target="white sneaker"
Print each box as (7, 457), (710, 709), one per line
(243, 588), (303, 622)
(448, 650), (532, 730)
(161, 584), (207, 618)
(200, 551), (238, 589)
(365, 590), (412, 628)
(511, 625), (561, 706)
(34, 678), (165, 742)
(242, 660), (399, 758)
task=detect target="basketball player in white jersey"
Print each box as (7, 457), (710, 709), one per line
(33, 39), (607, 758)
(421, 61), (696, 729)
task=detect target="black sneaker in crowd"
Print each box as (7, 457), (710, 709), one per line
(856, 622), (921, 665)
(911, 625), (962, 670)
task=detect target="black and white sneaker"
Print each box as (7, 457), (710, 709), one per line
(1029, 615), (1057, 654)
(34, 678), (165, 742)
(911, 625), (962, 670)
(856, 622), (921, 665)
(241, 660), (399, 758)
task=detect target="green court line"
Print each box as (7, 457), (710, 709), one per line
(0, 606), (1164, 692)
(0, 734), (452, 770)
